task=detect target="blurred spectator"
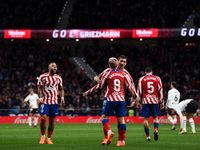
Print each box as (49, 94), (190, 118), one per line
(0, 0), (66, 29)
(0, 40), (200, 113)
(12, 105), (18, 113)
(83, 42), (200, 103)
(86, 104), (91, 112)
(68, 0), (194, 29)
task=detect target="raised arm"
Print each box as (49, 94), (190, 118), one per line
(94, 68), (110, 83)
(83, 72), (108, 97)
(94, 73), (102, 84)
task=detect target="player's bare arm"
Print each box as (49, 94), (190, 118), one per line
(94, 73), (102, 84)
(83, 91), (89, 97)
(23, 100), (33, 107)
(160, 101), (164, 109)
(37, 85), (43, 103)
(37, 99), (39, 108)
(127, 97), (140, 108)
(131, 84), (136, 91)
(59, 85), (65, 105)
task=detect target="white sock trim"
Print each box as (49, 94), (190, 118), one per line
(174, 118), (177, 123)
(189, 118), (195, 132)
(34, 117), (38, 125)
(168, 116), (174, 124)
(28, 117), (32, 126)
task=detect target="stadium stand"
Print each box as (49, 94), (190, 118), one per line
(0, 40), (200, 113)
(67, 0), (195, 29)
(0, 0), (200, 114)
(0, 41), (100, 112)
(0, 0), (199, 29)
(83, 42), (200, 103)
(0, 0), (66, 29)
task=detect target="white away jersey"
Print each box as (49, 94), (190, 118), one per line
(167, 88), (180, 109)
(24, 93), (39, 108)
(173, 99), (193, 118)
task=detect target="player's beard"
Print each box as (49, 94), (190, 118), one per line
(50, 69), (56, 75)
(119, 64), (124, 69)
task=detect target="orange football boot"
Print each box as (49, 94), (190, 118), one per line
(120, 141), (125, 147)
(106, 131), (114, 145)
(116, 140), (121, 146)
(101, 138), (107, 145)
(39, 137), (46, 144)
(46, 139), (53, 144)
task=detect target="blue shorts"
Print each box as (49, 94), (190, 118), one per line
(102, 101), (126, 117)
(141, 104), (159, 118)
(102, 97), (107, 109)
(40, 104), (59, 117)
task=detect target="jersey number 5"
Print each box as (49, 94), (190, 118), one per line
(114, 79), (120, 91)
(147, 82), (154, 93)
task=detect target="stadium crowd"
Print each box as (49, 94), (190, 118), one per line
(0, 41), (100, 113)
(68, 0), (194, 29)
(84, 42), (200, 104)
(0, 0), (65, 29)
(0, 40), (200, 114)
(0, 0), (200, 114)
(0, 0), (199, 29)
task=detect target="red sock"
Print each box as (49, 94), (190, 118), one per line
(48, 132), (53, 138)
(103, 122), (111, 132)
(41, 130), (46, 136)
(117, 127), (121, 141)
(154, 127), (158, 131)
(103, 127), (108, 138)
(120, 130), (126, 141)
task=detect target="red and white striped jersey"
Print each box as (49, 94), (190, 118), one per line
(37, 73), (63, 104)
(137, 75), (163, 104)
(100, 68), (134, 97)
(88, 69), (138, 101)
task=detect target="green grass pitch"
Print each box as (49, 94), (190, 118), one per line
(0, 123), (200, 150)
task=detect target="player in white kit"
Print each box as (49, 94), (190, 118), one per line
(166, 81), (180, 130)
(174, 99), (199, 134)
(24, 89), (39, 127)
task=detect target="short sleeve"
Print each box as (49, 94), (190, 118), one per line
(24, 95), (29, 102)
(37, 75), (43, 86)
(35, 94), (39, 99)
(59, 77), (63, 87)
